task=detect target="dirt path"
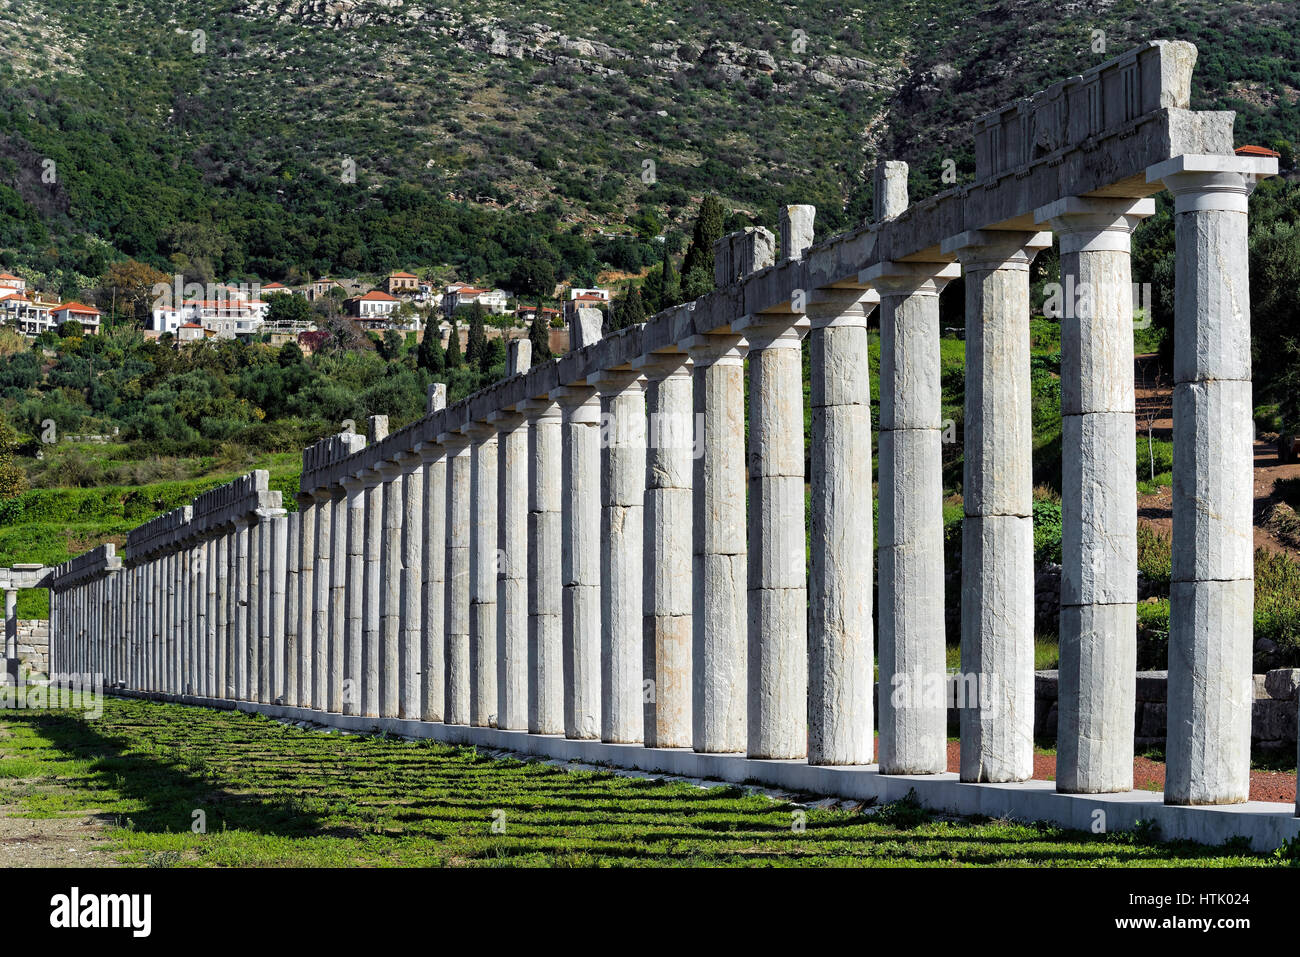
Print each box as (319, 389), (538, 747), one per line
(941, 742), (1296, 803)
(1134, 353), (1300, 559)
(0, 789), (119, 867)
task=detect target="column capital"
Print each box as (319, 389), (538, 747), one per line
(631, 349), (691, 381)
(437, 429), (471, 452)
(681, 333), (746, 365)
(1146, 153), (1277, 213)
(517, 395), (562, 421)
(359, 466), (385, 488)
(588, 367), (645, 396)
(805, 288), (878, 329)
(310, 487), (333, 504)
(860, 260), (961, 297)
(734, 310), (808, 349)
(1034, 196), (1155, 253)
(394, 448), (423, 469)
(375, 459), (404, 481)
(487, 408), (526, 430)
(463, 420), (497, 443)
(550, 383), (598, 408)
(340, 472), (367, 494)
(942, 229), (1051, 271)
(414, 439), (445, 463)
(294, 491), (316, 509)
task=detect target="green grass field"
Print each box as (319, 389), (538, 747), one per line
(0, 697), (1285, 867)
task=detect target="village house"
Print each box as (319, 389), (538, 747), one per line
(441, 283), (510, 315)
(261, 282), (293, 295)
(0, 272), (26, 294)
(346, 289), (400, 321)
(562, 287), (611, 323)
(151, 299), (269, 340)
(305, 277), (345, 301)
(384, 271), (420, 296)
(50, 301), (102, 334)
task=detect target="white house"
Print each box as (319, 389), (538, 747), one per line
(347, 289), (400, 320)
(50, 301), (102, 334)
(442, 283), (510, 315)
(151, 299), (268, 340)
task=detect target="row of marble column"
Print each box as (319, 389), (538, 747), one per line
(54, 158), (1263, 809)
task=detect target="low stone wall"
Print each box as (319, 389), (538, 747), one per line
(10, 619), (49, 678)
(1032, 669), (1300, 753)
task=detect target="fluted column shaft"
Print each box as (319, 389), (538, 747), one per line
(592, 370), (647, 745)
(441, 432), (472, 724)
(1038, 196), (1153, 793)
(635, 354), (693, 748)
(553, 385), (602, 740)
(492, 410), (529, 731)
(946, 228), (1050, 784)
(519, 398), (564, 735)
(683, 334), (748, 754)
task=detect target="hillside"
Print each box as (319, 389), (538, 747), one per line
(1, 0), (1298, 293)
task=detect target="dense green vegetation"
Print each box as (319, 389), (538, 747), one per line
(0, 697), (1279, 866)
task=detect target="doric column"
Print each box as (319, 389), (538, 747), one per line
(736, 308), (808, 760)
(943, 228), (1051, 783)
(312, 488), (333, 711)
(552, 385), (602, 740)
(361, 467), (383, 718)
(1147, 153), (1275, 805)
(190, 542), (203, 695)
(466, 421), (499, 728)
(257, 513), (276, 703)
(419, 438), (447, 722)
(294, 491), (316, 707)
(590, 367), (647, 745)
(867, 260), (960, 774)
(162, 548), (175, 691)
(682, 333), (748, 754)
(328, 488), (347, 713)
(398, 452), (424, 721)
(440, 429), (472, 724)
(633, 351), (693, 748)
(341, 473), (366, 716)
(232, 517), (253, 700)
(491, 407), (529, 731)
(284, 513), (300, 706)
(378, 460), (404, 719)
(222, 530), (237, 696)
(250, 515), (268, 702)
(807, 289), (877, 765)
(1037, 196), (1155, 793)
(269, 509), (288, 704)
(518, 396), (564, 735)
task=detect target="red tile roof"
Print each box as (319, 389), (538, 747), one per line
(359, 290), (398, 301)
(1236, 144), (1281, 157)
(388, 271), (418, 279)
(54, 301), (101, 316)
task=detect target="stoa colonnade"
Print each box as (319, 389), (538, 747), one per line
(45, 41), (1292, 846)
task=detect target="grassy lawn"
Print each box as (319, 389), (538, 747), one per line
(0, 696), (1284, 868)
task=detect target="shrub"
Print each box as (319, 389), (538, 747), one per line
(1032, 499), (1062, 564)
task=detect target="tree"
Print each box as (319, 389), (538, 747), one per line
(102, 259), (170, 325)
(445, 316), (463, 368)
(510, 250), (557, 301)
(528, 303), (551, 366)
(0, 411), (27, 499)
(465, 301), (488, 368)
(681, 195), (725, 300)
(265, 292), (314, 327)
(417, 324), (445, 374)
(608, 285), (646, 333)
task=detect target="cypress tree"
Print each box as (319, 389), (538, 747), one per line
(680, 195), (724, 299)
(528, 301), (551, 365)
(417, 320), (444, 373)
(445, 315), (462, 368)
(466, 301), (488, 367)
